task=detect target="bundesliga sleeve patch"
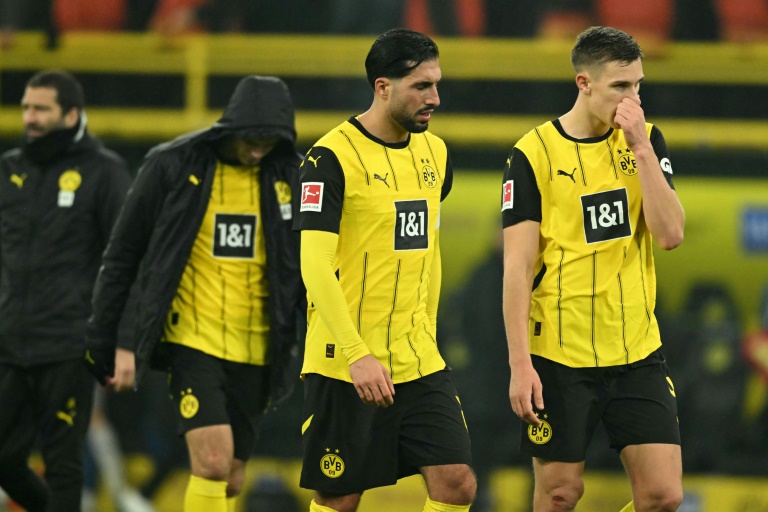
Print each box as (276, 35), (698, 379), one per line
(300, 182), (324, 212)
(502, 180), (514, 211)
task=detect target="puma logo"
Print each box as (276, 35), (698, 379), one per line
(10, 173), (27, 189)
(557, 168), (576, 183)
(373, 173), (390, 188)
(57, 411), (75, 426)
(308, 155), (322, 168)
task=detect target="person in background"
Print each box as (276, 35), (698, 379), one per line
(0, 69), (131, 512)
(501, 26), (685, 512)
(84, 74), (305, 512)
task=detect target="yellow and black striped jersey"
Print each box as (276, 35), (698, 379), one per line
(294, 117), (452, 383)
(163, 161), (270, 364)
(502, 119), (676, 368)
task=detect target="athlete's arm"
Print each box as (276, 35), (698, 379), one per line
(615, 98), (685, 250)
(301, 230), (369, 363)
(300, 230), (395, 407)
(501, 147), (544, 427)
(503, 221), (544, 427)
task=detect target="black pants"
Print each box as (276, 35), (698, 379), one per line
(0, 359), (94, 512)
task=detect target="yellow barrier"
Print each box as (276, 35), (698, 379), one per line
(2, 33), (768, 148)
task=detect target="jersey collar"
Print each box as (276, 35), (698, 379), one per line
(348, 116), (411, 149)
(552, 118), (614, 144)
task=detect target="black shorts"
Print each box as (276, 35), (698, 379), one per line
(167, 343), (270, 461)
(300, 369), (473, 494)
(521, 349), (680, 462)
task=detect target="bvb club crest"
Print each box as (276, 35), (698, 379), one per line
(617, 149), (637, 176)
(320, 450), (345, 478)
(421, 159), (437, 188)
(179, 388), (199, 419)
(274, 181), (292, 205)
(527, 414), (553, 445)
(59, 170), (82, 191)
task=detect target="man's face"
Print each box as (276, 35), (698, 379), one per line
(388, 59), (442, 134)
(21, 87), (74, 139)
(584, 59), (644, 129)
(233, 136), (279, 167)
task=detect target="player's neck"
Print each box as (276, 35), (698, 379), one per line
(357, 108), (409, 144)
(558, 102), (611, 140)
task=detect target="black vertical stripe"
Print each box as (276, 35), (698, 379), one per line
(357, 252), (369, 332)
(386, 260), (402, 379)
(406, 335), (423, 377)
(192, 267), (199, 335)
(421, 134), (442, 187)
(422, 322), (438, 346)
(218, 163), (225, 204)
(637, 237), (652, 333)
(220, 266), (227, 359)
(340, 129), (371, 186)
(534, 128), (553, 182)
(606, 140), (619, 180)
(250, 167), (257, 205)
(413, 258), (427, 327)
(247, 265), (253, 363)
(591, 251), (599, 366)
(557, 247), (564, 348)
(618, 271), (629, 364)
(383, 147), (400, 191)
(407, 146), (423, 189)
(574, 144), (589, 186)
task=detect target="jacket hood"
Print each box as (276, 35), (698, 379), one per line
(147, 76), (297, 159)
(212, 75), (297, 144)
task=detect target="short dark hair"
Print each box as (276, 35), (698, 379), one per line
(26, 69), (85, 113)
(365, 28), (439, 89)
(571, 26), (643, 72)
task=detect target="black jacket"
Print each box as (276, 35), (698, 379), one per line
(0, 125), (131, 366)
(86, 76), (305, 408)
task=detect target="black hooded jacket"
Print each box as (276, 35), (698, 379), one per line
(86, 76), (305, 407)
(0, 121), (130, 366)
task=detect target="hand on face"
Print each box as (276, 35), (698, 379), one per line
(614, 97), (647, 150)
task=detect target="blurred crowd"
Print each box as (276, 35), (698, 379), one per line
(2, 0), (768, 48)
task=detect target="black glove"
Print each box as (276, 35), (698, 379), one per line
(84, 347), (115, 386)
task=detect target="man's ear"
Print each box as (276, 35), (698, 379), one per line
(63, 107), (80, 129)
(374, 77), (391, 100)
(575, 72), (591, 95)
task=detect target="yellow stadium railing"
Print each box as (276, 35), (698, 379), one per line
(2, 32), (768, 148)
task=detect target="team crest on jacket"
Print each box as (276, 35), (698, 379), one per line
(179, 388), (199, 419)
(59, 170), (82, 191)
(58, 170), (82, 207)
(274, 180), (293, 220)
(320, 449), (345, 478)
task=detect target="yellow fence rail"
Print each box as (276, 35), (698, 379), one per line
(2, 32), (768, 148)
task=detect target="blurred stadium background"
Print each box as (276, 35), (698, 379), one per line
(1, 1), (767, 510)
